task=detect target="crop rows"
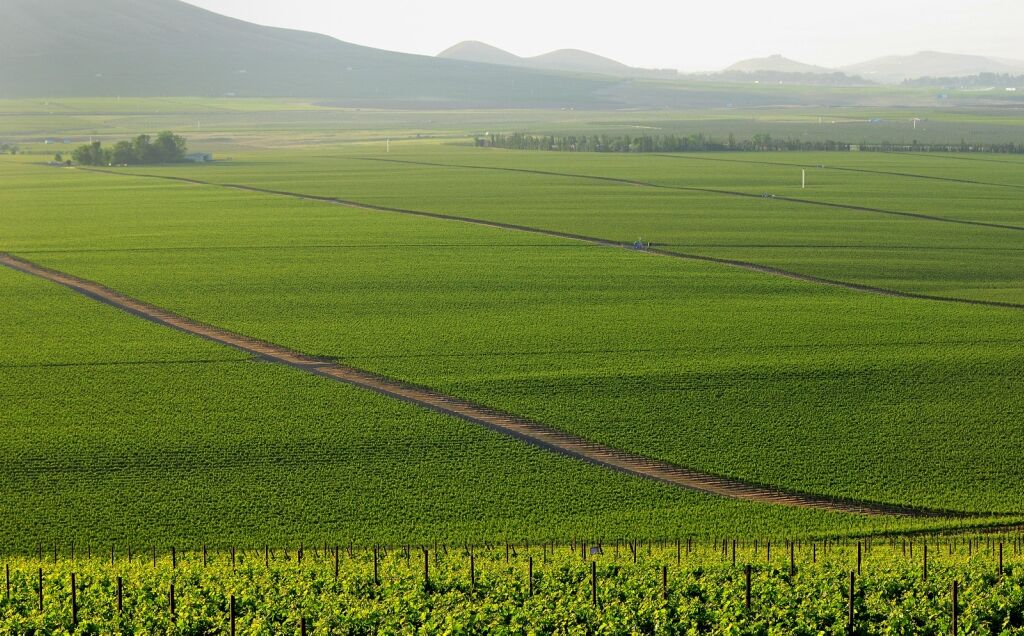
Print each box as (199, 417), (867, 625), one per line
(6, 158), (1022, 513)
(2, 534), (1023, 633)
(6, 263), (930, 552)
(120, 144), (1024, 302)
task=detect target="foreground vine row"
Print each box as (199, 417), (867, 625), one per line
(3, 534), (1023, 633)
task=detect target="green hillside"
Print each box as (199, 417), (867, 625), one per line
(0, 0), (610, 106)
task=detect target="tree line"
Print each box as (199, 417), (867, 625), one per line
(0, 142), (18, 155)
(903, 73), (1024, 89)
(474, 133), (1024, 154)
(72, 132), (188, 166)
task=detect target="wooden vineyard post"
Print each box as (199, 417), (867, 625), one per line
(334, 546), (339, 582)
(952, 581), (959, 636)
(1000, 542), (1004, 577)
(298, 543), (303, 567)
(662, 565), (668, 601)
(470, 552), (475, 591)
(790, 542), (796, 577)
(676, 539), (680, 566)
(529, 556), (534, 597)
(745, 565), (751, 611)
(265, 545), (269, 568)
(847, 571), (855, 634)
(813, 542), (817, 564)
(111, 544), (115, 566)
(230, 594), (236, 636)
(5, 563), (9, 600)
(172, 546), (176, 570)
(924, 543), (928, 582)
(117, 576), (123, 614)
(301, 617), (307, 636)
(203, 545), (207, 567)
(591, 561), (597, 607)
(373, 546), (380, 586)
(37, 568), (43, 612)
(732, 540), (737, 567)
(169, 583), (176, 622)
(766, 541), (770, 563)
(71, 572), (78, 627)
(423, 549), (429, 591)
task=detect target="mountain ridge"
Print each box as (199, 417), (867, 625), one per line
(725, 54), (832, 75)
(437, 41), (675, 78)
(0, 0), (612, 105)
(842, 51), (1024, 83)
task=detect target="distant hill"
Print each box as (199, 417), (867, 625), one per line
(843, 51), (1024, 84)
(529, 49), (633, 75)
(437, 41), (676, 78)
(436, 41), (523, 67)
(0, 0), (612, 105)
(726, 55), (832, 75)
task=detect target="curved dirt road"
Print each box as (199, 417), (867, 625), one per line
(1, 253), (1001, 518)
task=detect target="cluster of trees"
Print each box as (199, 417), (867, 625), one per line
(710, 70), (872, 87)
(476, 133), (1024, 155)
(0, 142), (18, 155)
(72, 132), (187, 166)
(856, 141), (1024, 154)
(475, 133), (852, 153)
(903, 73), (1024, 89)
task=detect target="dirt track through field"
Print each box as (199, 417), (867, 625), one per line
(1, 252), (994, 518)
(78, 167), (1024, 312)
(360, 157), (1024, 232)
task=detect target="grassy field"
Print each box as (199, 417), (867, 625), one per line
(2, 148), (1023, 514)
(5, 261), (910, 553)
(87, 143), (1024, 304)
(1, 102), (1023, 552)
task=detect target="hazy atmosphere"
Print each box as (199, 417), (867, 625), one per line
(186, 0), (1022, 70)
(3, 0), (1024, 630)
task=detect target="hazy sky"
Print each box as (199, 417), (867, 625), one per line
(185, 0), (1022, 71)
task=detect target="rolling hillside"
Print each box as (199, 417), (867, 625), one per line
(438, 41), (676, 78)
(843, 51), (1024, 83)
(0, 0), (611, 105)
(726, 54), (832, 74)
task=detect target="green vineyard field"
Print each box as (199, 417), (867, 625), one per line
(1, 534), (1022, 634)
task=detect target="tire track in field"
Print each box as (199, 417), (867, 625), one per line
(0, 252), (995, 518)
(651, 153), (1024, 190)
(77, 167), (1024, 312)
(358, 157), (1024, 232)
(892, 152), (1024, 166)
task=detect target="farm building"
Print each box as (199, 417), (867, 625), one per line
(184, 152), (213, 163)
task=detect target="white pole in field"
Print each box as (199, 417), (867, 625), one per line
(802, 169), (806, 189)
(386, 137), (390, 153)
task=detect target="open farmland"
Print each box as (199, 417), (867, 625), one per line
(2, 132), (1023, 519)
(118, 144), (1024, 304)
(3, 258), (906, 553)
